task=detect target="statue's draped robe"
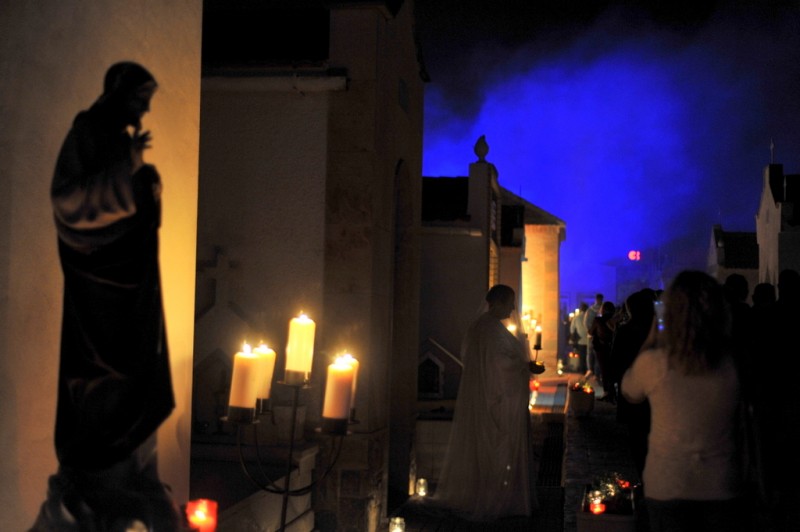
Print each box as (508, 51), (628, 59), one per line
(434, 312), (534, 520)
(32, 89), (179, 531)
(51, 106), (173, 470)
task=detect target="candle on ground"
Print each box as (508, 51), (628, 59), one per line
(589, 502), (606, 514)
(186, 499), (218, 532)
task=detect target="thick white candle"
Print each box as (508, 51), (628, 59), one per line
(254, 342), (277, 399)
(339, 352), (360, 408)
(286, 313), (316, 374)
(322, 358), (354, 420)
(229, 343), (265, 409)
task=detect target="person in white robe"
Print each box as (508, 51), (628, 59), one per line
(434, 284), (537, 521)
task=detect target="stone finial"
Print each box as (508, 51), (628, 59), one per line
(474, 135), (489, 162)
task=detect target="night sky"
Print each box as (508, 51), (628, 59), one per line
(414, 1), (800, 299)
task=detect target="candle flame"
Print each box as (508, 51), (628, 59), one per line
(589, 502), (606, 514)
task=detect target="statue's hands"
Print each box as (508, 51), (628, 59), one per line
(131, 128), (152, 173)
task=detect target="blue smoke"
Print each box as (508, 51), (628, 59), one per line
(422, 9), (800, 299)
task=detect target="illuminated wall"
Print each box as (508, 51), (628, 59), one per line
(521, 224), (563, 364)
(193, 3), (425, 526)
(0, 3), (201, 529)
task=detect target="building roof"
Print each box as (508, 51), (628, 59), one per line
(500, 187), (567, 229)
(421, 178), (568, 237)
(711, 225), (758, 269)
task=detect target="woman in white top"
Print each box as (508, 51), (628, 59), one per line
(622, 271), (746, 532)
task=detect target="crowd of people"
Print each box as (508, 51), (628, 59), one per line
(429, 269), (800, 530)
(566, 269), (800, 532)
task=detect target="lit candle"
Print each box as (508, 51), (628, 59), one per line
(339, 352), (360, 409)
(228, 342), (266, 422)
(389, 516), (405, 532)
(589, 502), (606, 514)
(285, 313), (316, 385)
(415, 478), (428, 497)
(588, 490), (605, 514)
(534, 325), (543, 349)
(321, 356), (354, 434)
(186, 499), (218, 532)
(254, 342), (277, 400)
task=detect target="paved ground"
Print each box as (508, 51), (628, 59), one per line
(392, 371), (646, 532)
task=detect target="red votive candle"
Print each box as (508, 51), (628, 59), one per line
(589, 502), (606, 515)
(186, 499), (218, 532)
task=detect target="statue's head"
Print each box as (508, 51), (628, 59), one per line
(98, 62), (157, 128)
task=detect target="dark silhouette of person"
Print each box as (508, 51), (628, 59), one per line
(590, 301), (617, 402)
(31, 62), (180, 532)
(723, 274), (755, 397)
(751, 282), (776, 310)
(611, 288), (655, 478)
(756, 269), (800, 530)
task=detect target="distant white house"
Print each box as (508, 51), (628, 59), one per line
(756, 163), (800, 284)
(707, 224), (758, 298)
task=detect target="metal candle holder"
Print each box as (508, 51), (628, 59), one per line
(224, 380), (349, 531)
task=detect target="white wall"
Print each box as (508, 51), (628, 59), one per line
(0, 2), (201, 528)
(420, 230), (487, 355)
(195, 83), (328, 369)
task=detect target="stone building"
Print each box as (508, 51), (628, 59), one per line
(194, 1), (425, 530)
(756, 163), (800, 284)
(419, 137), (565, 401)
(707, 224), (758, 298)
(500, 188), (566, 366)
(1, 1), (426, 531)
